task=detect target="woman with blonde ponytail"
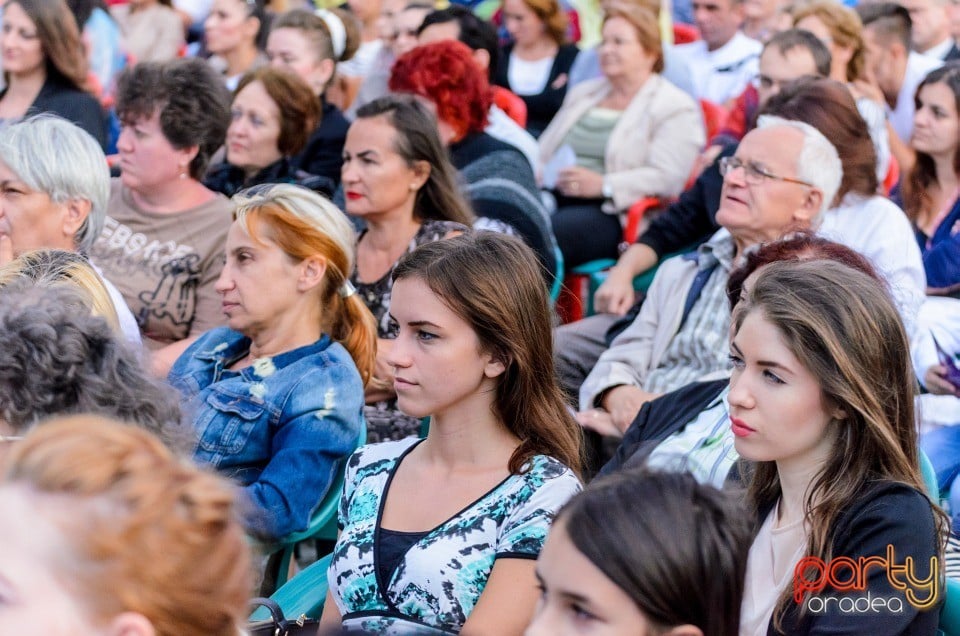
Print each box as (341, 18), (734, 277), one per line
(168, 183), (375, 541)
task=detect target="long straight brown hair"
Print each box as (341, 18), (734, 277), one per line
(393, 232), (583, 476)
(733, 260), (947, 631)
(7, 0), (89, 91)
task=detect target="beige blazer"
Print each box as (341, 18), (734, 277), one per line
(538, 74), (705, 214)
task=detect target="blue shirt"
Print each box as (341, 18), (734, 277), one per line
(169, 327), (365, 540)
(916, 196), (960, 291)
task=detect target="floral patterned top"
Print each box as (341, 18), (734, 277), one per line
(351, 220), (469, 443)
(328, 438), (582, 634)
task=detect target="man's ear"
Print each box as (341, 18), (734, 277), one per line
(105, 612), (156, 636)
(62, 198), (92, 241)
(297, 255), (328, 292)
(793, 187), (824, 225)
(472, 48), (491, 73)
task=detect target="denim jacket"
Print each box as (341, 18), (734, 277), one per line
(169, 327), (365, 540)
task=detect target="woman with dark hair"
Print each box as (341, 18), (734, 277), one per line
(528, 470), (751, 636)
(732, 260), (944, 635)
(203, 67), (326, 197)
(495, 0), (578, 137)
(344, 94), (472, 442)
(203, 0), (268, 90)
(267, 8), (360, 188)
(903, 64), (960, 292)
(322, 232), (583, 635)
(0, 0), (106, 147)
(111, 0), (185, 63)
(390, 40), (558, 286)
(88, 58), (233, 374)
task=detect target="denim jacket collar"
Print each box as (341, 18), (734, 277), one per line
(193, 331), (333, 384)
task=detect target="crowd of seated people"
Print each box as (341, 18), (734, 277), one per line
(0, 0), (959, 633)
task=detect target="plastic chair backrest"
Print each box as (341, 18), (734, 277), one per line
(883, 154), (900, 197)
(941, 577), (960, 635)
(250, 553), (333, 622)
(920, 448), (940, 501)
(492, 86), (528, 128)
(672, 23), (700, 44)
(265, 423), (366, 586)
(699, 99), (728, 142)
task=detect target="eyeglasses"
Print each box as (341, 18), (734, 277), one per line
(719, 156), (813, 187)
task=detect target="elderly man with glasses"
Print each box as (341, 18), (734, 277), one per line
(576, 118), (841, 436)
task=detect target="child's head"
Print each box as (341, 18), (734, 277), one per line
(528, 469), (751, 636)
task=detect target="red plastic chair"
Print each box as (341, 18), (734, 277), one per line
(672, 23), (700, 44)
(699, 99), (728, 143)
(492, 86), (528, 128)
(883, 154), (900, 196)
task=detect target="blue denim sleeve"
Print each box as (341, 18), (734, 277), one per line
(241, 361), (365, 540)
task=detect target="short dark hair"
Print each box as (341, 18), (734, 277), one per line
(857, 2), (912, 50)
(235, 67), (321, 157)
(559, 469), (751, 636)
(764, 28), (832, 78)
(115, 58), (232, 179)
(418, 6), (500, 82)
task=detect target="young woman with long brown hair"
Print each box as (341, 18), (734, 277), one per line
(0, 0), (106, 147)
(322, 232), (583, 635)
(732, 260), (945, 635)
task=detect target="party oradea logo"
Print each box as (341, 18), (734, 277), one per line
(793, 545), (939, 615)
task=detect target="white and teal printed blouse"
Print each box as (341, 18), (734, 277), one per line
(327, 437), (581, 634)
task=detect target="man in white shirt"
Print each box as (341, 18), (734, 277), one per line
(859, 3), (942, 145)
(672, 0), (762, 106)
(417, 6), (540, 173)
(899, 0), (960, 60)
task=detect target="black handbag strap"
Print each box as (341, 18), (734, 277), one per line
(249, 597), (319, 636)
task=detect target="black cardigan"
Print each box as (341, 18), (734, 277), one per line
(494, 42), (579, 138)
(760, 480), (941, 635)
(0, 75), (107, 149)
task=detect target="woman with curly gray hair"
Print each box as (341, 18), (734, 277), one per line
(0, 282), (184, 449)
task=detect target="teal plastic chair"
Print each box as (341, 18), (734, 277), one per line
(250, 553), (332, 622)
(263, 424), (366, 588)
(941, 578), (960, 636)
(918, 449), (960, 636)
(921, 449), (941, 503)
(549, 242), (565, 305)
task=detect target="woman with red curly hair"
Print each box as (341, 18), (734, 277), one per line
(390, 39), (559, 286)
